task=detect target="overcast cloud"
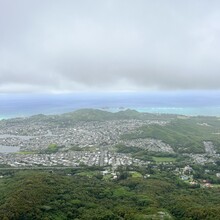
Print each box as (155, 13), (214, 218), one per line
(1, 0), (220, 93)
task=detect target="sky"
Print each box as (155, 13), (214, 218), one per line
(1, 0), (220, 93)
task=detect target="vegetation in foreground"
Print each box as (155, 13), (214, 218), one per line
(0, 167), (220, 220)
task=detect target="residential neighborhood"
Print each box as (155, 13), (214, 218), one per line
(0, 111), (220, 189)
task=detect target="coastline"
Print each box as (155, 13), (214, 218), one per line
(1, 106), (220, 120)
(1, 91), (220, 119)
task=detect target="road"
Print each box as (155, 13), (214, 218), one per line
(0, 166), (80, 171)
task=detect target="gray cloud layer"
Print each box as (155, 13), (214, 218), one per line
(1, 0), (220, 92)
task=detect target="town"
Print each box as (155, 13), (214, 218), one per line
(0, 115), (169, 167)
(0, 110), (220, 188)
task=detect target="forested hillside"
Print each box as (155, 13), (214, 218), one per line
(0, 169), (220, 220)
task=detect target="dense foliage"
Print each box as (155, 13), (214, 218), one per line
(0, 169), (220, 220)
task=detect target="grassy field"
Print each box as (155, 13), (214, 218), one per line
(129, 171), (143, 178)
(153, 157), (176, 163)
(17, 151), (35, 155)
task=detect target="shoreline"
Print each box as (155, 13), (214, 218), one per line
(1, 106), (220, 120)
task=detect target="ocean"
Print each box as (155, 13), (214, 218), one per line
(1, 91), (220, 119)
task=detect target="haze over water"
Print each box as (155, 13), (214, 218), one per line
(1, 91), (220, 119)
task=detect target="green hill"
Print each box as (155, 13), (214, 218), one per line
(1, 170), (220, 220)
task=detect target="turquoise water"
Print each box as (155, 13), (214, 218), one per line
(106, 107), (220, 116)
(1, 92), (220, 119)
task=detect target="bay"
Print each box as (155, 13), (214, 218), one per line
(0, 146), (20, 153)
(1, 91), (220, 119)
